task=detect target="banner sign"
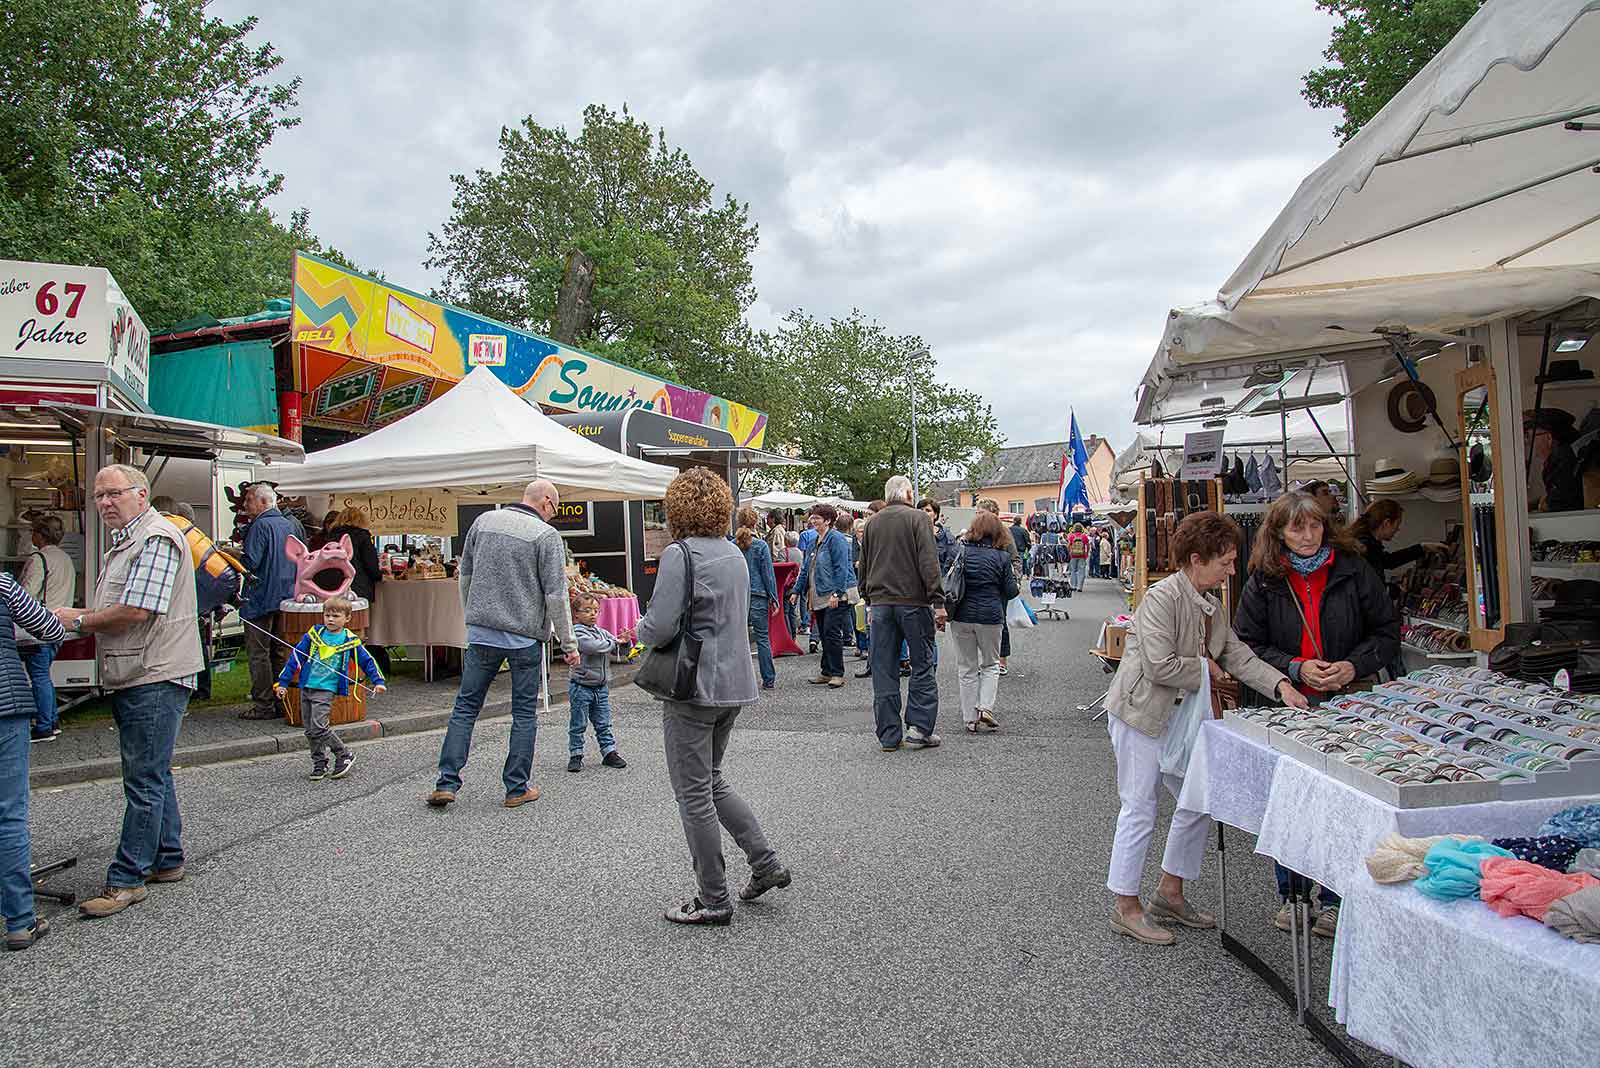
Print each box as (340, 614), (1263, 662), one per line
(1, 259), (150, 404)
(291, 253), (767, 445)
(1181, 430), (1226, 480)
(332, 491), (458, 537)
(546, 499), (594, 537)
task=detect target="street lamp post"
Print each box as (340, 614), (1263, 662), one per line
(909, 347), (928, 496)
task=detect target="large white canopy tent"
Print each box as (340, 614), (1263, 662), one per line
(270, 366), (677, 501)
(1138, 0), (1600, 421)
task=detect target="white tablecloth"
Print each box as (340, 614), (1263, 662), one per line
(1331, 880), (1600, 1066)
(1175, 718), (1278, 834)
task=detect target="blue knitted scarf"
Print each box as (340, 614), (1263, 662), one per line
(1287, 544), (1332, 575)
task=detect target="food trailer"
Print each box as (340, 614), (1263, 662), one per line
(0, 259), (303, 692)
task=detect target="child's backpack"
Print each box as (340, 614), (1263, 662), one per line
(164, 513), (245, 616)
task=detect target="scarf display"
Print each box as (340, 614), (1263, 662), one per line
(1366, 832), (1485, 884)
(1479, 857), (1600, 922)
(1543, 885), (1600, 944)
(1537, 804), (1600, 849)
(1490, 836), (1585, 874)
(1414, 839), (1515, 901)
(1569, 848), (1600, 879)
(1287, 544), (1332, 576)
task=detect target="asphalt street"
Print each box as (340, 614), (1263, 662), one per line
(9, 580), (1378, 1067)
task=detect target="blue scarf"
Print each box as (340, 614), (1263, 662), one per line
(1287, 544), (1332, 575)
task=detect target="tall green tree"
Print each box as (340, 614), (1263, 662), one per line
(0, 0), (345, 329)
(1303, 0), (1486, 144)
(424, 104), (759, 390)
(755, 310), (1002, 501)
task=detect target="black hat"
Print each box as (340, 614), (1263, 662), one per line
(1468, 442), (1493, 483)
(1525, 407), (1578, 445)
(1536, 359), (1594, 384)
(1387, 380), (1437, 434)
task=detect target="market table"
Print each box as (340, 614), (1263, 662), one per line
(365, 578), (467, 680)
(595, 594), (641, 642)
(771, 562), (803, 657)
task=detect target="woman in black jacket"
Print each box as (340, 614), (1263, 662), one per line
(948, 510), (1020, 734)
(1233, 489), (1399, 938)
(1349, 499), (1446, 589)
(325, 507), (389, 674)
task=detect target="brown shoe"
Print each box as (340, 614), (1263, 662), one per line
(827, 677), (845, 688)
(149, 865), (186, 884)
(1109, 906), (1175, 946)
(425, 790), (457, 808)
(79, 884), (149, 919)
(504, 787), (541, 808)
(808, 675), (833, 685)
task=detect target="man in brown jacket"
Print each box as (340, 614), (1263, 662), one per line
(858, 474), (946, 751)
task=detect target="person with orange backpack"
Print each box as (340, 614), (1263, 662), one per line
(1065, 522), (1093, 591)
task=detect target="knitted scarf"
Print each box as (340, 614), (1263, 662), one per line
(1287, 544), (1332, 575)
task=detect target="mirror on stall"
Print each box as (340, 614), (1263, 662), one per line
(1457, 368), (1506, 647)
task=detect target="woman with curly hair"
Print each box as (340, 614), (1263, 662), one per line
(637, 468), (789, 927)
(1234, 489), (1398, 938)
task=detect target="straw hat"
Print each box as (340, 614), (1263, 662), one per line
(1425, 455), (1461, 486)
(1367, 458), (1421, 496)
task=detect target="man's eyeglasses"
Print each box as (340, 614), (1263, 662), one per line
(92, 487), (138, 502)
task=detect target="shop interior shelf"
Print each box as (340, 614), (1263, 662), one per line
(1531, 560), (1600, 576)
(1405, 614), (1468, 633)
(1399, 642), (1476, 661)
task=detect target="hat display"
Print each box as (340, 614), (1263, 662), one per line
(1426, 455), (1461, 485)
(1387, 380), (1438, 434)
(1367, 457), (1422, 497)
(1469, 442), (1493, 484)
(1536, 359), (1594, 385)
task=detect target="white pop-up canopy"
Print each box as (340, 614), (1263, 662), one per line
(1139, 0), (1600, 415)
(744, 490), (824, 509)
(271, 366), (677, 501)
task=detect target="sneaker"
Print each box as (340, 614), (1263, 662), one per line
(425, 790), (457, 808)
(4, 917), (49, 951)
(905, 727), (941, 749)
(308, 765), (328, 782)
(504, 787), (540, 808)
(998, 665), (1010, 677)
(1312, 904), (1339, 938)
(807, 675), (834, 685)
(331, 751), (355, 779)
(79, 884), (148, 919)
(1273, 902), (1294, 932)
(740, 866), (792, 901)
(602, 751), (627, 769)
(30, 727), (60, 742)
(567, 755), (583, 773)
(762, 680), (777, 689)
(149, 865), (186, 884)
(663, 896), (732, 926)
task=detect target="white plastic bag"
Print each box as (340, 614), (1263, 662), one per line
(1159, 669), (1211, 777)
(1005, 596), (1034, 629)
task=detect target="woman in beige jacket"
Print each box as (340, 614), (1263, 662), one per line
(1105, 511), (1308, 946)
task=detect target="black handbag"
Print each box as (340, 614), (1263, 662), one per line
(634, 540), (703, 702)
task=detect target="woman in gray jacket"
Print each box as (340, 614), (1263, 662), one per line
(1104, 511), (1307, 946)
(637, 468), (790, 926)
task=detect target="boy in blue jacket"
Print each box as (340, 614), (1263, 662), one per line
(275, 595), (385, 781)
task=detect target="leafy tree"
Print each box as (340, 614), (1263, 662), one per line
(424, 104), (758, 389)
(0, 0), (345, 328)
(753, 310), (1003, 502)
(1302, 0), (1485, 143)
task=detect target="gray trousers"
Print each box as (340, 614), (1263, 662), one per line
(301, 688), (349, 766)
(950, 621), (1003, 724)
(245, 612), (284, 716)
(662, 702), (779, 909)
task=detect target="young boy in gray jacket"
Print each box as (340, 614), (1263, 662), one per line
(568, 593), (627, 772)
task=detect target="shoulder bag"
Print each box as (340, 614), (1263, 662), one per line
(634, 541), (703, 702)
(942, 540), (968, 610)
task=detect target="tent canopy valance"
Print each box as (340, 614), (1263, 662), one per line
(1139, 0), (1600, 419)
(270, 366), (676, 501)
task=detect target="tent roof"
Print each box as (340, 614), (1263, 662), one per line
(270, 366), (676, 501)
(1139, 0), (1600, 414)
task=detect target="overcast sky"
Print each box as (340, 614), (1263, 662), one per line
(220, 1), (1341, 452)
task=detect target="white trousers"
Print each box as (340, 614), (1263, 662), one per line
(949, 621), (1002, 723)
(1106, 712), (1211, 896)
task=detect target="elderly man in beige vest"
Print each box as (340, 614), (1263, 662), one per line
(54, 464), (204, 920)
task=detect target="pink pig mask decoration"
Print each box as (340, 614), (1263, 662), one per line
(283, 535), (356, 600)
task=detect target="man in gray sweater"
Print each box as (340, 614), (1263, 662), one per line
(428, 480), (579, 810)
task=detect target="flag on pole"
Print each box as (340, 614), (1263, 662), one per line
(1059, 411), (1093, 513)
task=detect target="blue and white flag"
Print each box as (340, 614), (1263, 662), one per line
(1059, 411), (1093, 513)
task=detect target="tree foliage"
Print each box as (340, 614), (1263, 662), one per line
(0, 0), (348, 329)
(425, 104), (759, 389)
(1302, 0), (1485, 144)
(752, 310), (1003, 502)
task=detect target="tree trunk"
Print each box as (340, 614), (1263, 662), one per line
(552, 247), (597, 344)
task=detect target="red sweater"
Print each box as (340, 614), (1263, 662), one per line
(1286, 552), (1333, 695)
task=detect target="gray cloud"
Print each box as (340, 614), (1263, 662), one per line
(220, 0), (1339, 451)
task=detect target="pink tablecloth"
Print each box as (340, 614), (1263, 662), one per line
(596, 595), (641, 641)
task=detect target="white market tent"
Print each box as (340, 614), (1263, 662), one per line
(271, 366), (677, 501)
(744, 490), (824, 509)
(1139, 0), (1600, 418)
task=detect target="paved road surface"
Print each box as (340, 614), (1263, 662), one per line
(11, 581), (1374, 1066)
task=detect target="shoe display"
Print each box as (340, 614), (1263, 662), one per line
(78, 884), (149, 919)
(4, 917), (49, 951)
(504, 787), (541, 808)
(567, 755), (583, 773)
(663, 896), (733, 926)
(331, 751), (355, 779)
(602, 750), (628, 769)
(739, 866), (793, 902)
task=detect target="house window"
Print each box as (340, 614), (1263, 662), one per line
(1008, 500), (1024, 514)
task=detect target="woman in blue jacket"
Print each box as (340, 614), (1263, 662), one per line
(793, 503), (856, 687)
(735, 506), (779, 690)
(948, 510), (1019, 733)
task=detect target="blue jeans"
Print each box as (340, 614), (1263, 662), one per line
(568, 681), (616, 756)
(20, 644), (58, 733)
(1068, 556), (1088, 590)
(1275, 862), (1340, 907)
(871, 605), (938, 745)
(1, 715), (34, 931)
(748, 594), (775, 686)
(436, 643), (541, 798)
(900, 637), (939, 667)
(108, 682), (190, 889)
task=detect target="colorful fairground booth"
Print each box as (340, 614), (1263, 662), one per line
(0, 259), (303, 695)
(1125, 4), (1600, 1066)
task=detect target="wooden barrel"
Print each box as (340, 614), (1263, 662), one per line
(275, 597), (373, 726)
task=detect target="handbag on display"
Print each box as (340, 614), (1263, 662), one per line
(634, 541), (703, 702)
